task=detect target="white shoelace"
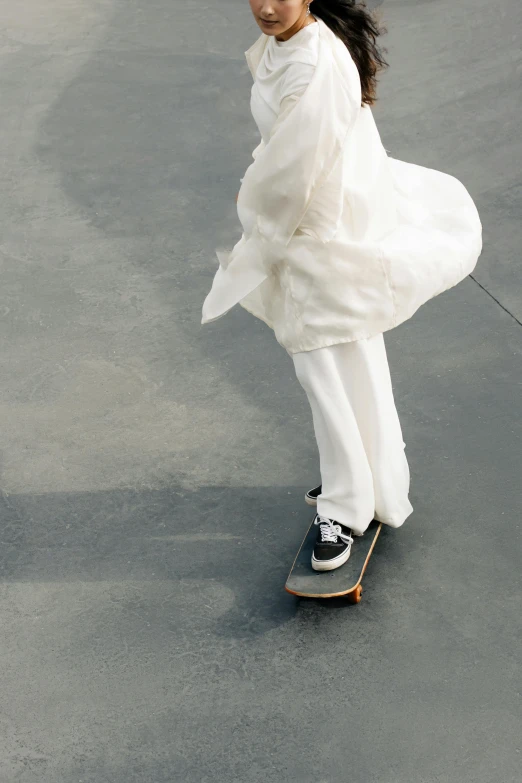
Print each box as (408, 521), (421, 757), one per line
(314, 515), (354, 545)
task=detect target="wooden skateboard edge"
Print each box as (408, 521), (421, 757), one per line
(284, 521), (382, 599)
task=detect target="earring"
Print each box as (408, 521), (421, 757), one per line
(306, 3), (311, 15)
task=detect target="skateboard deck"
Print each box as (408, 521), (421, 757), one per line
(284, 517), (382, 603)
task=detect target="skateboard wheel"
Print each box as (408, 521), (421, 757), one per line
(347, 584), (363, 604)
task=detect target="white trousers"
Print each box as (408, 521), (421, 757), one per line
(292, 333), (413, 536)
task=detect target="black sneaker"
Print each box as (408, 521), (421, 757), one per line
(311, 514), (354, 572)
(305, 483), (322, 506)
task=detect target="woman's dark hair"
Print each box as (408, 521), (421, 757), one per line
(312, 0), (389, 105)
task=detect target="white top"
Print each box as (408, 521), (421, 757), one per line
(250, 21), (319, 143)
(203, 15), (482, 354)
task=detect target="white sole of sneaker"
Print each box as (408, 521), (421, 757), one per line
(311, 545), (352, 572)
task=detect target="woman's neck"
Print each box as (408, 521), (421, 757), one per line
(275, 15), (317, 43)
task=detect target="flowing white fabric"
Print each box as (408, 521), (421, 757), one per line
(201, 16), (483, 354)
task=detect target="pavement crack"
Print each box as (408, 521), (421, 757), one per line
(469, 274), (522, 327)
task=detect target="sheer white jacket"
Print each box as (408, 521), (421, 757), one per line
(201, 16), (482, 354)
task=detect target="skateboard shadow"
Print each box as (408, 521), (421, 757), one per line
(0, 482), (309, 639)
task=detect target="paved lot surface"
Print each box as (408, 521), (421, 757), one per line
(0, 1), (520, 781)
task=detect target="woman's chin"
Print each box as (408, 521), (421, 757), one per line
(259, 20), (280, 33)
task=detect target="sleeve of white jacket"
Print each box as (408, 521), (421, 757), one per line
(238, 53), (360, 249)
(240, 65), (313, 185)
(269, 61), (316, 138)
(240, 139), (265, 184)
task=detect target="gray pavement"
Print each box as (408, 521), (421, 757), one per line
(0, 1), (521, 781)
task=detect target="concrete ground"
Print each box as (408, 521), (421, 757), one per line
(0, 0), (520, 781)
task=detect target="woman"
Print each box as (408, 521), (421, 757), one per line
(201, 1), (482, 572)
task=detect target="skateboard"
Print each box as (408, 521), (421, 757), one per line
(284, 517), (382, 603)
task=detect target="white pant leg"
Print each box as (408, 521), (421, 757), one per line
(292, 333), (413, 535)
